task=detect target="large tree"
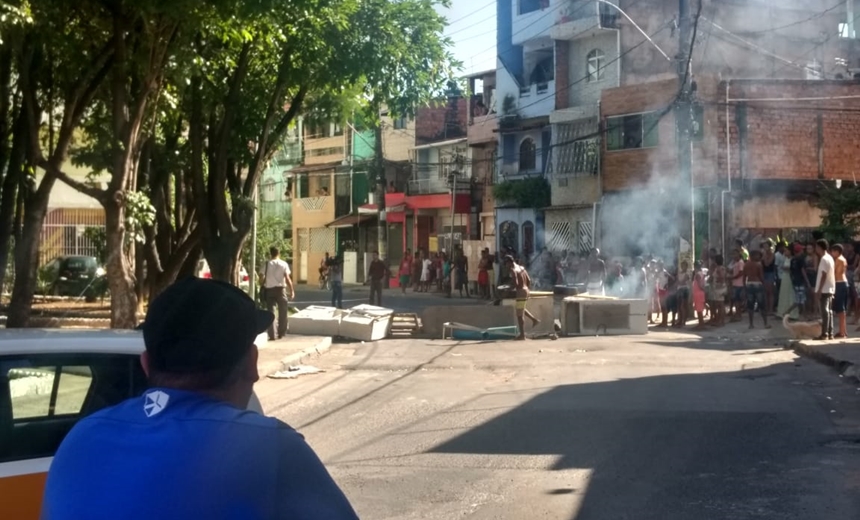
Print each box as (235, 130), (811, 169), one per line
(8, 0), (456, 328)
(184, 0), (458, 283)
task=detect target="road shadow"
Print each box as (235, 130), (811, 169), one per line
(428, 362), (857, 519)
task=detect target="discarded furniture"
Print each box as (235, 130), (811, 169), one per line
(560, 297), (648, 336)
(442, 322), (519, 341)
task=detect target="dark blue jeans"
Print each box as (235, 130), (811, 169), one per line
(331, 281), (343, 309)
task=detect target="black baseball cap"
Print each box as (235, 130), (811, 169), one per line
(142, 277), (274, 374)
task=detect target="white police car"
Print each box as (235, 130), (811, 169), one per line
(0, 329), (263, 520)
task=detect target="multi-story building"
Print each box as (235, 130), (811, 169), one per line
(290, 119), (375, 284)
(494, 0), (556, 258)
(545, 0), (618, 255)
(594, 0), (860, 257)
(601, 77), (860, 258)
(466, 70), (499, 244)
(259, 124), (302, 239)
(383, 94), (473, 287)
(496, 0), (860, 259)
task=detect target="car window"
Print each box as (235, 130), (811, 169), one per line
(0, 353), (148, 463)
(9, 366), (92, 420)
(64, 258), (94, 271)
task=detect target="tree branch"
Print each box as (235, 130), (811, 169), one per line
(43, 160), (106, 200)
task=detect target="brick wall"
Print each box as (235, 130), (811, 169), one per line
(415, 98), (468, 146)
(719, 80), (860, 183)
(601, 77), (680, 192)
(600, 77), (860, 192)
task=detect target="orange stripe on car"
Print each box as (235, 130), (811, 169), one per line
(0, 457), (52, 520)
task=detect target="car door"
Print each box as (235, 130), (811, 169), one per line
(0, 352), (148, 520)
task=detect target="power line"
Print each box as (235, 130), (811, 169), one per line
(444, 0), (495, 28)
(484, 21), (674, 124)
(745, 0), (845, 36)
(771, 11), (860, 77)
(446, 12), (497, 37)
(467, 0), (593, 63)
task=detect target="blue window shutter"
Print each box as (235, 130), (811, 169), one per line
(503, 135), (516, 164)
(541, 130), (551, 173)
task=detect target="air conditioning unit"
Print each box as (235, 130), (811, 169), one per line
(560, 297), (648, 336)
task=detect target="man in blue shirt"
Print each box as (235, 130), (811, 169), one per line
(42, 277), (359, 519)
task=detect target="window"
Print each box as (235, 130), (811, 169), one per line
(519, 0), (542, 15)
(523, 221), (535, 259)
(333, 122), (343, 136)
(519, 137), (537, 171)
(586, 49), (605, 82)
(606, 112), (660, 151)
(0, 353), (148, 463)
(393, 116), (408, 130)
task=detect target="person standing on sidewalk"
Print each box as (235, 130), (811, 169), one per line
(815, 239), (836, 341)
(329, 256), (343, 309)
(367, 251), (387, 306)
(42, 277), (359, 520)
(262, 246), (294, 340)
(831, 243), (849, 338)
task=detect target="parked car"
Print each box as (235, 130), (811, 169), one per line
(0, 329), (264, 520)
(39, 256), (108, 303)
(196, 259), (251, 293)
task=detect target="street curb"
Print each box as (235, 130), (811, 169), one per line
(260, 336), (333, 377)
(791, 340), (860, 383)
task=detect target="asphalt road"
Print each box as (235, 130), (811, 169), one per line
(255, 329), (860, 520)
(292, 285), (485, 313)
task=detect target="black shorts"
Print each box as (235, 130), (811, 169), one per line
(835, 282), (849, 313)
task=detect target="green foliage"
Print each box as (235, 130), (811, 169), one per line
(83, 227), (107, 264)
(241, 215), (291, 279)
(492, 177), (551, 209)
(124, 191), (156, 245)
(816, 186), (860, 243)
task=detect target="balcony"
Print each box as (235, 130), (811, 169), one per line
(516, 80), (556, 119)
(468, 114), (498, 145)
(512, 1), (556, 46)
(550, 0), (618, 40)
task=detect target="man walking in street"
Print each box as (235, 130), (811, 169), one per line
(505, 254), (540, 341)
(262, 246), (295, 340)
(815, 239), (836, 341)
(42, 277), (359, 520)
(367, 251), (387, 306)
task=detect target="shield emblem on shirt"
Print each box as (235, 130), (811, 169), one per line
(144, 390), (170, 417)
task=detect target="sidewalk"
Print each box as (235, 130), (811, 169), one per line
(255, 334), (333, 377)
(792, 337), (860, 382)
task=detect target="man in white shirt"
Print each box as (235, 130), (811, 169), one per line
(261, 246), (295, 340)
(815, 239), (836, 340)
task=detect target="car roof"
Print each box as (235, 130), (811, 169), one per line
(0, 329), (144, 356)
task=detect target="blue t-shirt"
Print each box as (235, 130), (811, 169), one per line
(41, 388), (359, 520)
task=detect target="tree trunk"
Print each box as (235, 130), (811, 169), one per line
(6, 181), (54, 328)
(0, 108), (26, 297)
(104, 200), (139, 328)
(204, 236), (243, 283)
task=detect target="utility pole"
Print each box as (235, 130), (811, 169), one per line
(374, 118), (388, 285)
(676, 0), (696, 266)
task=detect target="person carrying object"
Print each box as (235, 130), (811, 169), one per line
(42, 277), (358, 520)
